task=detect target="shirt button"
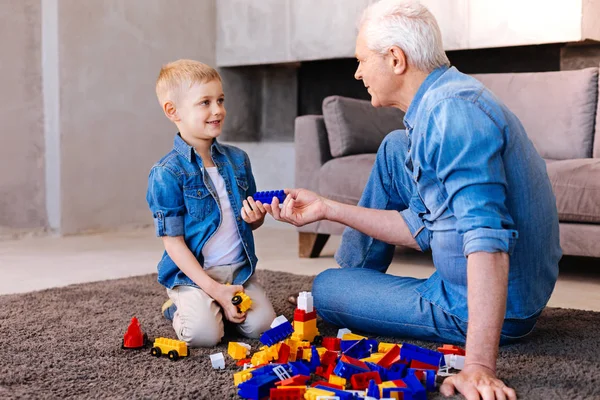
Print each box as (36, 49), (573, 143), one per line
(197, 190), (202, 195)
(237, 216), (241, 221)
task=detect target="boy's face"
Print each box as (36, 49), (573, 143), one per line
(174, 79), (226, 142)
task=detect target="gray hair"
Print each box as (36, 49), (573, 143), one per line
(359, 0), (450, 72)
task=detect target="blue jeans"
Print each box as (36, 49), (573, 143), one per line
(312, 131), (540, 345)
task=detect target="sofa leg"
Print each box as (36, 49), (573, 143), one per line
(298, 232), (330, 258)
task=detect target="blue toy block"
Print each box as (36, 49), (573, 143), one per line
(382, 387), (415, 400)
(313, 385), (355, 400)
(400, 343), (444, 368)
(408, 368), (437, 392)
(403, 374), (427, 400)
(388, 363), (407, 380)
(308, 346), (321, 372)
(259, 321), (293, 346)
(366, 379), (380, 399)
(253, 190), (286, 204)
(288, 361), (311, 377)
(251, 363), (284, 378)
(333, 357), (370, 380)
(237, 373), (278, 400)
(342, 338), (375, 359)
(365, 362), (390, 381)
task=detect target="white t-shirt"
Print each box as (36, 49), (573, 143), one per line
(201, 167), (245, 268)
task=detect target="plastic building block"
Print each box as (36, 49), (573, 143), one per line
(312, 385), (354, 400)
(320, 350), (338, 367)
(278, 342), (291, 364)
(333, 355), (370, 379)
(292, 318), (320, 342)
(275, 374), (311, 387)
(251, 350), (269, 366)
(234, 367), (255, 386)
(238, 373), (279, 400)
(288, 361), (311, 377)
(341, 332), (368, 341)
(228, 342), (252, 360)
(294, 308), (318, 322)
(270, 386), (306, 400)
(382, 387), (414, 400)
(272, 315), (289, 328)
(350, 371), (382, 390)
(297, 291), (314, 313)
(310, 381), (344, 390)
(322, 337), (341, 352)
(437, 344), (466, 356)
(122, 317), (148, 350)
(210, 352), (225, 369)
(150, 337), (189, 361)
(408, 368), (437, 392)
(336, 328), (352, 339)
(253, 190), (286, 204)
(366, 379), (381, 399)
(377, 344), (400, 369)
(328, 374), (346, 387)
(232, 291), (252, 313)
(273, 365), (292, 381)
(400, 343), (444, 369)
(260, 320), (294, 346)
(402, 374), (427, 400)
(378, 342), (398, 353)
(342, 338), (374, 359)
(304, 387), (336, 400)
(444, 354), (465, 370)
(308, 346), (321, 372)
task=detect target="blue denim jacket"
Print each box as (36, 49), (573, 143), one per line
(146, 134), (258, 289)
(348, 66), (561, 321)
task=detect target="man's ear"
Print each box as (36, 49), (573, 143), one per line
(389, 46), (407, 75)
(163, 101), (179, 122)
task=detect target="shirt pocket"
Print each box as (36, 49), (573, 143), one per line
(183, 185), (215, 221)
(412, 163), (445, 217)
(235, 174), (249, 194)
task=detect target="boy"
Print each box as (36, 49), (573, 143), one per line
(147, 59), (276, 347)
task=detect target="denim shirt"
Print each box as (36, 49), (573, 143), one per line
(401, 66), (561, 321)
(146, 134), (258, 289)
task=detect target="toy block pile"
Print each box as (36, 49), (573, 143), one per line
(228, 292), (466, 400)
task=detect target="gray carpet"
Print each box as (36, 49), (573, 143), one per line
(1, 270), (599, 400)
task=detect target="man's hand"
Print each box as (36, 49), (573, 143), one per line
(440, 364), (516, 400)
(263, 188), (329, 227)
(241, 196), (267, 227)
(210, 284), (246, 324)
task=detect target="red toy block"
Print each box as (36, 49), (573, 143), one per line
(350, 371), (382, 390)
(390, 379), (408, 388)
(437, 344), (466, 356)
(275, 374), (310, 387)
(310, 381), (344, 390)
(278, 343), (291, 364)
(236, 358), (252, 366)
(315, 364), (335, 379)
(270, 386), (306, 400)
(377, 344), (401, 369)
(320, 350), (339, 366)
(122, 317), (148, 350)
(340, 355), (369, 371)
(410, 359), (439, 370)
(322, 337), (341, 351)
(294, 308), (317, 322)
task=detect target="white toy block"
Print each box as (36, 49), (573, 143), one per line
(240, 342), (251, 352)
(444, 354), (465, 370)
(243, 362), (254, 370)
(337, 328), (352, 339)
(273, 365), (291, 381)
(270, 315), (289, 328)
(297, 291), (314, 313)
(316, 397), (340, 400)
(209, 352), (225, 369)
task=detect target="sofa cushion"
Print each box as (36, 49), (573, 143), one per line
(318, 154), (376, 204)
(595, 71), (600, 158)
(322, 96), (405, 158)
(473, 68), (598, 160)
(546, 159), (600, 223)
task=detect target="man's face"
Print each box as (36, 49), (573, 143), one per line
(354, 27), (398, 108)
(176, 79), (226, 141)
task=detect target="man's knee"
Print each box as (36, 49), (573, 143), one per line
(380, 129), (409, 153)
(313, 268), (344, 308)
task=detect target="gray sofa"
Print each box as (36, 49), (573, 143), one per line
(295, 66), (600, 258)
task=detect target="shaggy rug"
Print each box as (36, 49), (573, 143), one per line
(0, 270), (599, 399)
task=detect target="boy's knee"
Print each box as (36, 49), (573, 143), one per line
(240, 308), (276, 339)
(178, 318), (224, 348)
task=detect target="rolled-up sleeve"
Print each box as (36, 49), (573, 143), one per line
(400, 208), (432, 252)
(430, 99), (518, 256)
(146, 166), (185, 237)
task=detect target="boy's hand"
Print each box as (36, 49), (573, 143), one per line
(241, 196), (267, 225)
(211, 284), (246, 324)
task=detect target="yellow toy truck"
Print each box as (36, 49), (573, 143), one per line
(150, 337), (189, 361)
(231, 291), (252, 313)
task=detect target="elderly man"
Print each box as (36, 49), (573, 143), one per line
(264, 0), (560, 399)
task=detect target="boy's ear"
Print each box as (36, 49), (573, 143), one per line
(163, 101), (179, 122)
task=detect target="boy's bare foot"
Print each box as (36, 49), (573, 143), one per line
(287, 293), (297, 306)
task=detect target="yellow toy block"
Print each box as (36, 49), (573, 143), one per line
(329, 374), (347, 387)
(378, 342), (400, 353)
(304, 387), (335, 400)
(251, 350), (269, 366)
(233, 367), (255, 386)
(316, 347), (327, 357)
(227, 342), (251, 360)
(292, 319), (320, 342)
(259, 343), (280, 361)
(342, 332), (367, 341)
(284, 338), (300, 362)
(231, 291), (252, 313)
(361, 352), (385, 363)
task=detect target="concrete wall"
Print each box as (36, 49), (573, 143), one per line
(52, 0), (216, 234)
(0, 0), (46, 235)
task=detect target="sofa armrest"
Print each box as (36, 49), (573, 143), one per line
(295, 115), (332, 193)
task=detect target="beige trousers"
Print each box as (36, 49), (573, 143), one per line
(166, 262), (276, 347)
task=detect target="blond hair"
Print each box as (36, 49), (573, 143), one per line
(155, 59), (222, 105)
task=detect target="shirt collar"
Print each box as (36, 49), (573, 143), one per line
(403, 65), (450, 131)
(172, 133), (225, 163)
